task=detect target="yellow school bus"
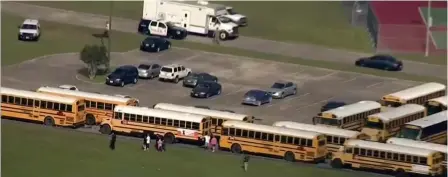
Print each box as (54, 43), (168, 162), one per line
(1, 87), (85, 127)
(313, 101), (382, 131)
(273, 121), (368, 156)
(397, 111), (447, 144)
(331, 139), (444, 177)
(387, 138), (447, 169)
(220, 121), (327, 163)
(153, 103), (254, 136)
(100, 105), (211, 144)
(361, 104), (426, 142)
(37, 86), (139, 125)
(425, 96), (447, 116)
(381, 82), (446, 107)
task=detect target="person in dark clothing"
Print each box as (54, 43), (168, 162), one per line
(243, 154), (250, 172)
(109, 132), (116, 150)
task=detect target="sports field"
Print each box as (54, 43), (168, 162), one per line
(25, 1), (372, 52)
(2, 120), (379, 177)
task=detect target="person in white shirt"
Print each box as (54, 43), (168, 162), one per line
(203, 135), (211, 150)
(142, 134), (150, 151)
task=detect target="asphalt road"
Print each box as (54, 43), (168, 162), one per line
(2, 2), (446, 80)
(2, 47), (420, 125)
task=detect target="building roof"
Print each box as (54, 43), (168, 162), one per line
(222, 121), (321, 139)
(2, 87), (77, 104)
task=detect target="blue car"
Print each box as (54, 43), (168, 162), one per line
(355, 55), (403, 71)
(242, 90), (272, 106)
(140, 37), (171, 53)
(106, 65), (139, 87)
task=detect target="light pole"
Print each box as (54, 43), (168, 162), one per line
(108, 1), (113, 63)
(424, 0), (432, 57)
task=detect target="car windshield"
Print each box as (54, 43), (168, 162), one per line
(161, 67), (173, 72)
(112, 69), (125, 75)
(218, 16), (232, 23)
(196, 84), (210, 88)
(188, 73), (200, 78)
(21, 24), (37, 30)
(271, 83), (285, 89)
(138, 64), (151, 70)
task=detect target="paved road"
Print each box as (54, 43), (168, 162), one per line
(3, 2), (446, 79)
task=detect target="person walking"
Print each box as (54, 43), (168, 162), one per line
(243, 154), (250, 172)
(212, 30), (220, 45)
(210, 136), (217, 152)
(157, 137), (164, 152)
(143, 134), (150, 151)
(109, 132), (116, 150)
(203, 134), (210, 150)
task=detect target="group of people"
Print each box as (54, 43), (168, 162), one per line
(202, 134), (218, 152)
(143, 133), (166, 152)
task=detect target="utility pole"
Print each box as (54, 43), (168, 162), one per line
(424, 0), (432, 57)
(108, 1), (113, 62)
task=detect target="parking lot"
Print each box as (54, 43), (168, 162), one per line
(2, 47), (421, 125)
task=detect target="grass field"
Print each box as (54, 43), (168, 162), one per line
(1, 12), (141, 66)
(2, 120), (377, 177)
(2, 13), (444, 83)
(25, 1), (373, 52)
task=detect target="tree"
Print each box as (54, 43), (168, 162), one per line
(79, 45), (109, 79)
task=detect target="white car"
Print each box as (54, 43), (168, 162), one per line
(158, 64), (191, 83)
(18, 19), (41, 41)
(58, 85), (79, 91)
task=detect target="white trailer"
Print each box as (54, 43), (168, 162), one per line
(142, 0), (241, 40)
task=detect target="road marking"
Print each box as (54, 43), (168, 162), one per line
(295, 96), (335, 111)
(341, 77), (357, 83)
(267, 93), (310, 108)
(318, 71), (338, 79)
(366, 81), (385, 88)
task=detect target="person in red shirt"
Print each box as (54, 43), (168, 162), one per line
(210, 136), (218, 152)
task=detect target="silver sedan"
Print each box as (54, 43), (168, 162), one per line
(266, 81), (297, 99)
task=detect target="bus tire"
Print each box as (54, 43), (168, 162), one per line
(395, 169), (409, 177)
(43, 116), (55, 126)
(100, 124), (112, 135)
(330, 158), (343, 168)
(231, 143), (242, 154)
(164, 133), (176, 144)
(284, 151), (295, 162)
(86, 114), (96, 125)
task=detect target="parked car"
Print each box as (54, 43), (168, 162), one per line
(242, 90), (272, 106)
(266, 81), (297, 99)
(106, 65), (139, 87)
(140, 36), (171, 53)
(159, 64), (191, 83)
(18, 19), (40, 41)
(321, 101), (346, 112)
(355, 55), (403, 71)
(138, 19), (188, 40)
(190, 82), (222, 98)
(183, 72), (218, 87)
(58, 85), (79, 91)
(138, 63), (161, 79)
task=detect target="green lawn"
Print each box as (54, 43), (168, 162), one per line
(25, 1), (373, 52)
(1, 12), (141, 66)
(2, 120), (374, 177)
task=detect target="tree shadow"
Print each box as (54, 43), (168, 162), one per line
(76, 66), (110, 79)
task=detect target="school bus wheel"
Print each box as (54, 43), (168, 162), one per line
(99, 124), (111, 135)
(284, 151), (295, 162)
(164, 133), (175, 144)
(86, 114), (96, 125)
(330, 158), (343, 168)
(231, 143), (242, 153)
(395, 168), (409, 177)
(43, 116), (55, 126)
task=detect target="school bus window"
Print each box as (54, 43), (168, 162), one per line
(366, 149), (372, 156)
(345, 147), (352, 153)
(180, 120), (186, 127)
(307, 139), (312, 147)
(267, 134), (273, 141)
(238, 130), (246, 137)
(229, 128), (235, 136)
(136, 115), (142, 122)
(287, 136), (294, 144)
(354, 147), (359, 154)
(253, 132), (260, 139)
(280, 136), (286, 143)
(97, 102), (104, 109)
(211, 118), (217, 125)
(1, 95), (7, 103)
(234, 129), (241, 136)
(393, 153), (398, 160)
(90, 101), (96, 108)
(67, 105), (73, 112)
(340, 137), (346, 145)
(420, 157), (427, 164)
(185, 121), (191, 129)
(172, 120), (178, 127)
(105, 103), (112, 110)
(165, 118), (172, 126)
(19, 98), (26, 106)
(148, 116), (154, 123)
(13, 97), (20, 105)
(406, 155), (412, 162)
(85, 101), (90, 107)
(222, 128), (228, 135)
(129, 114), (135, 122)
(53, 103), (59, 110)
(360, 148), (366, 155)
(326, 136), (332, 143)
(193, 123), (200, 129)
(40, 101), (46, 108)
(26, 99), (33, 106)
(123, 113), (130, 120)
(372, 150), (378, 157)
(218, 119), (224, 126)
(7, 96), (13, 103)
(380, 151), (385, 158)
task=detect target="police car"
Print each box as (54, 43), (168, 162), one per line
(138, 19), (187, 40)
(18, 19), (41, 41)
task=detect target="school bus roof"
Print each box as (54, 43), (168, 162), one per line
(345, 139), (436, 157)
(1, 87), (78, 104)
(427, 96), (447, 106)
(367, 104), (425, 123)
(153, 103), (249, 121)
(272, 121), (361, 138)
(383, 82), (446, 101)
(405, 111), (447, 128)
(114, 105), (208, 123)
(37, 86), (133, 103)
(222, 121), (321, 139)
(387, 138), (447, 154)
(321, 101), (381, 119)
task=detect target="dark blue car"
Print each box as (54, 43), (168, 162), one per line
(321, 101), (346, 112)
(138, 19), (187, 40)
(140, 37), (171, 53)
(242, 90), (272, 106)
(190, 82), (222, 98)
(106, 65), (139, 87)
(355, 55), (403, 71)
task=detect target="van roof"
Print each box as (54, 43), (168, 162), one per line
(162, 64), (183, 68)
(23, 19), (39, 25)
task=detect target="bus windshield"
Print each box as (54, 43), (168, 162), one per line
(397, 128), (420, 140)
(365, 121), (383, 129)
(383, 101), (402, 107)
(426, 104), (443, 115)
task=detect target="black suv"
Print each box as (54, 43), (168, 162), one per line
(106, 65), (139, 87)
